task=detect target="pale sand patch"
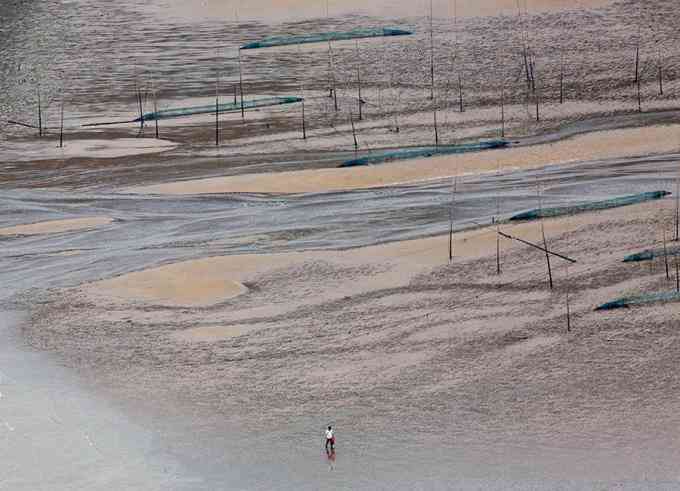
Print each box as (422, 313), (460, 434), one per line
(4, 138), (177, 162)
(86, 210), (587, 311)
(92, 262), (249, 307)
(130, 125), (680, 195)
(0, 217), (113, 237)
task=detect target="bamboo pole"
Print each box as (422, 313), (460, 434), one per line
(535, 74), (540, 123)
(559, 51), (564, 104)
(675, 175), (679, 241)
(238, 48), (245, 120)
(663, 227), (670, 280)
(496, 230), (576, 263)
(429, 0), (435, 101)
(350, 112), (358, 153)
(356, 40), (363, 121)
(136, 78), (144, 130)
(433, 102), (439, 147)
(538, 183), (554, 289)
(298, 42), (307, 140)
(59, 97), (64, 148)
(449, 176), (457, 262)
(565, 264), (572, 332)
(215, 70), (219, 147)
(154, 87), (159, 139)
(328, 41), (338, 111)
(495, 160), (501, 275)
(637, 69), (642, 113)
(500, 82), (505, 137)
(657, 45), (664, 96)
(37, 87), (42, 138)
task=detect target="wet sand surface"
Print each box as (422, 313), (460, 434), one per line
(4, 0), (680, 488)
(0, 311), (194, 490)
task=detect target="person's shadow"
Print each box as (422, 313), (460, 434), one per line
(326, 448), (336, 471)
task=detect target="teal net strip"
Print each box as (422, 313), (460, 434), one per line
(241, 27), (412, 50)
(510, 191), (671, 222)
(339, 140), (508, 167)
(139, 96), (303, 122)
(595, 291), (680, 310)
(623, 246), (680, 263)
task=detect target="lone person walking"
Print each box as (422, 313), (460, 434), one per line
(325, 425), (335, 452)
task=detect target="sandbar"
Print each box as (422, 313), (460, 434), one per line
(0, 217), (113, 237)
(129, 125), (680, 195)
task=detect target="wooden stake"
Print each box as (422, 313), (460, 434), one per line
(154, 88), (159, 139)
(634, 45), (639, 84)
(535, 80), (540, 122)
(136, 80), (144, 129)
(566, 264), (572, 332)
(59, 97), (64, 148)
(238, 49), (245, 120)
(676, 254), (679, 292)
(234, 84), (237, 105)
(215, 72), (219, 147)
(658, 46), (664, 96)
(559, 51), (564, 104)
(637, 71), (642, 113)
(675, 175), (680, 241)
(538, 183), (553, 289)
(458, 72), (464, 112)
(356, 40), (363, 121)
(328, 41), (338, 111)
(495, 161), (501, 275)
(37, 87), (42, 138)
(298, 43), (307, 140)
(449, 176), (457, 262)
(350, 112), (358, 153)
(433, 105), (439, 147)
(500, 83), (505, 137)
(663, 228), (670, 280)
(429, 0), (435, 102)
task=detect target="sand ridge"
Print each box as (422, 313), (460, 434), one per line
(129, 125), (680, 195)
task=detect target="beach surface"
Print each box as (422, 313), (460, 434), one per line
(25, 197), (680, 485)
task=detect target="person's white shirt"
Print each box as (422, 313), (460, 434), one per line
(326, 428), (333, 439)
